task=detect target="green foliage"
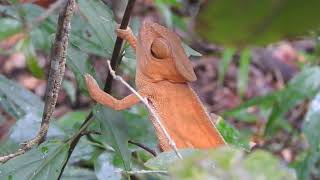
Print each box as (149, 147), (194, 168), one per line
(73, 0), (116, 58)
(0, 75), (64, 151)
(94, 105), (131, 171)
(218, 48), (235, 85)
(17, 37), (45, 78)
(1, 0), (318, 179)
(94, 152), (121, 180)
(215, 117), (250, 151)
(295, 92), (320, 180)
(237, 49), (251, 97)
(0, 18), (21, 41)
(0, 141), (69, 180)
(170, 147), (297, 180)
(197, 0), (320, 46)
(145, 149), (197, 170)
(62, 80), (76, 104)
(225, 67), (320, 136)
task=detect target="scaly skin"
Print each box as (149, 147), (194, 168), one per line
(85, 20), (226, 151)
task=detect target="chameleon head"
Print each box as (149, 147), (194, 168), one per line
(137, 20), (197, 83)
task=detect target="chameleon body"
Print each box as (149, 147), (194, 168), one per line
(85, 21), (225, 151)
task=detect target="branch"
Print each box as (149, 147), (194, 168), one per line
(57, 0), (137, 177)
(106, 61), (183, 159)
(128, 140), (157, 157)
(0, 0), (76, 164)
(124, 170), (168, 175)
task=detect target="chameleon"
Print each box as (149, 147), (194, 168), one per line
(85, 20), (226, 151)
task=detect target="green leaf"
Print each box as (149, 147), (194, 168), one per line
(56, 111), (88, 135)
(296, 92), (320, 180)
(0, 75), (64, 154)
(237, 49), (251, 97)
(196, 0), (320, 46)
(303, 93), (320, 152)
(94, 152), (121, 180)
(93, 105), (131, 171)
(218, 48), (235, 85)
(216, 117), (250, 151)
(265, 67), (320, 134)
(17, 37), (45, 78)
(243, 150), (297, 179)
(25, 54), (45, 79)
(75, 0), (116, 58)
(123, 109), (157, 149)
(169, 147), (296, 179)
(0, 141), (69, 180)
(145, 149), (197, 170)
(60, 166), (96, 180)
(181, 43), (202, 57)
(67, 47), (97, 93)
(0, 18), (21, 41)
(225, 67), (320, 135)
(62, 80), (76, 104)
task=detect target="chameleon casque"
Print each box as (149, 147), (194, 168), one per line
(85, 20), (226, 151)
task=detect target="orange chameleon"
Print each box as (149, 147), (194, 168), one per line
(85, 21), (226, 151)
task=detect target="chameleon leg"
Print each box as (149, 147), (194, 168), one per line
(85, 74), (141, 110)
(116, 27), (137, 50)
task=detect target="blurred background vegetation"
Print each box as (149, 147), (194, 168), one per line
(0, 0), (319, 179)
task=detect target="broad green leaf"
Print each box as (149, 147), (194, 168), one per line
(56, 111), (88, 135)
(296, 92), (320, 180)
(216, 117), (250, 151)
(0, 75), (64, 154)
(196, 0), (320, 46)
(94, 152), (121, 180)
(60, 166), (96, 180)
(75, 0), (116, 58)
(145, 149), (197, 170)
(62, 80), (76, 104)
(170, 147), (296, 179)
(94, 105), (131, 171)
(68, 138), (95, 164)
(67, 47), (97, 93)
(0, 141), (69, 180)
(123, 109), (157, 149)
(243, 150), (297, 180)
(0, 18), (21, 41)
(303, 93), (320, 152)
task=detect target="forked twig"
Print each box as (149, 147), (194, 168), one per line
(106, 61), (183, 159)
(0, 0), (75, 164)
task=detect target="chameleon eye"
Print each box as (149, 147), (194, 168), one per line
(151, 38), (170, 59)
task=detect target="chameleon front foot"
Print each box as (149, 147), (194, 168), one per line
(116, 26), (137, 50)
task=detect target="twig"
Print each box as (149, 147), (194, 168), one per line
(80, 130), (101, 136)
(0, 0), (75, 164)
(57, 0), (137, 178)
(128, 140), (157, 157)
(106, 61), (183, 159)
(124, 170), (168, 175)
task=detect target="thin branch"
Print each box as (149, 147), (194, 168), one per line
(57, 0), (137, 177)
(124, 170), (168, 175)
(128, 140), (157, 157)
(0, 0), (76, 164)
(106, 61), (183, 159)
